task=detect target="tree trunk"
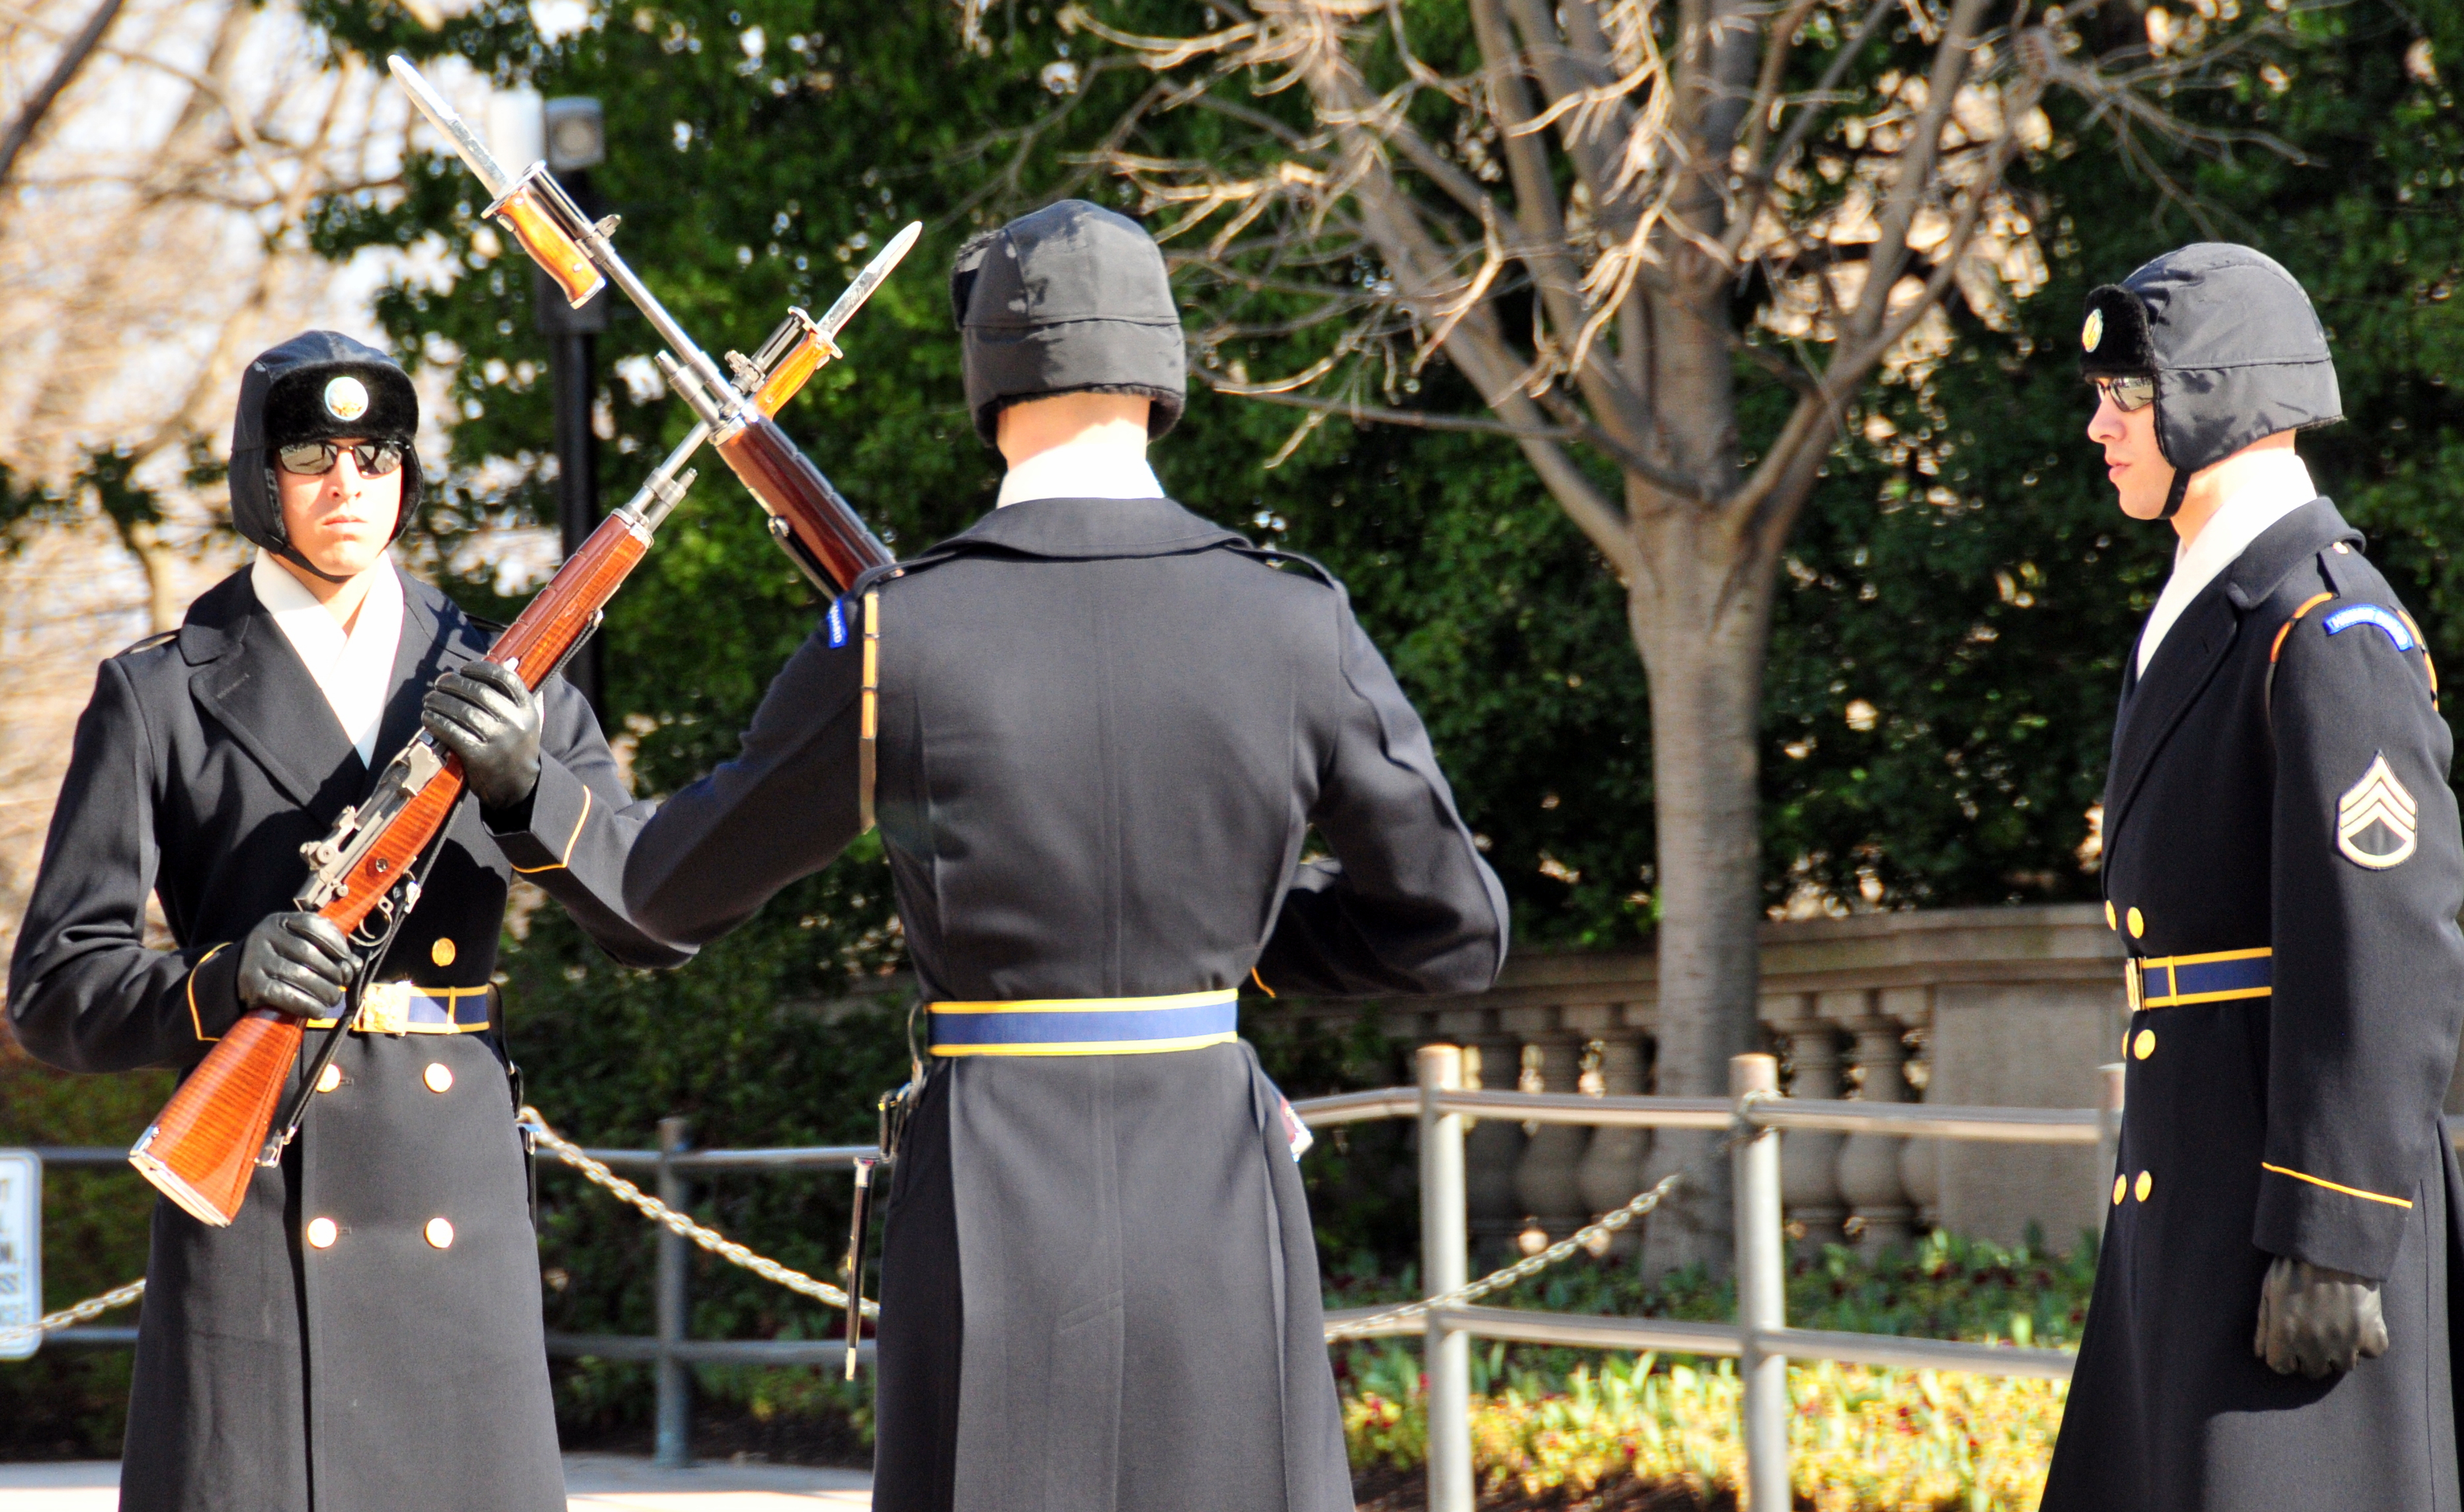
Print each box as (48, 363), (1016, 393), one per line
(1631, 512), (1776, 1279)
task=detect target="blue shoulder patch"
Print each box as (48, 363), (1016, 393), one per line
(826, 597), (851, 650)
(2322, 603), (2418, 652)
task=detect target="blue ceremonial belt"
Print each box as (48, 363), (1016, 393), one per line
(2125, 948), (2272, 1012)
(306, 982), (495, 1036)
(928, 989), (1241, 1057)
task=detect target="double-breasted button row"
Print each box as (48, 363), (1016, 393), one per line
(2104, 901), (2147, 938)
(306, 1216), (454, 1249)
(2111, 1170), (2155, 1205)
(313, 1062), (455, 1094)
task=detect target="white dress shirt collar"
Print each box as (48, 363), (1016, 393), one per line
(2136, 452), (2319, 676)
(250, 549), (407, 765)
(995, 437), (1167, 508)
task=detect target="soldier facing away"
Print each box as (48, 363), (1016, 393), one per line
(622, 199), (1509, 1512)
(8, 331), (690, 1511)
(2041, 243), (2464, 1507)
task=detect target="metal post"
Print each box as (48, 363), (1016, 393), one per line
(533, 131), (610, 726)
(653, 1116), (691, 1469)
(1731, 1054), (1787, 1511)
(2094, 1062), (2126, 1238)
(1418, 1044), (1472, 1512)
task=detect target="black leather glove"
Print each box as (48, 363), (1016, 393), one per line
(2254, 1253), (2389, 1378)
(422, 659), (542, 818)
(235, 911), (355, 1019)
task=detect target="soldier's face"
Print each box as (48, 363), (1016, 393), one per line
(2087, 386), (2176, 520)
(276, 440), (401, 577)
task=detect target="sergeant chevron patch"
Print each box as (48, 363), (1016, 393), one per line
(2338, 753), (2420, 870)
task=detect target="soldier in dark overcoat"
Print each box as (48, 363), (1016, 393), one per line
(2040, 243), (2464, 1508)
(8, 331), (690, 1511)
(622, 200), (1509, 1512)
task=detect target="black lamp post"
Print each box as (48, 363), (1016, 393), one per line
(536, 95), (610, 724)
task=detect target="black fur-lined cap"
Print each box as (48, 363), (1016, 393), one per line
(951, 199), (1187, 447)
(2078, 243), (2341, 478)
(227, 331), (422, 556)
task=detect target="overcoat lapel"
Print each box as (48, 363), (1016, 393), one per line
(2104, 499), (2361, 839)
(358, 573), (475, 801)
(184, 577), (362, 815)
(2105, 592), (2240, 839)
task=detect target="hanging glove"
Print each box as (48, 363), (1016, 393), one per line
(422, 659), (542, 820)
(235, 911), (356, 1019)
(2253, 1253), (2389, 1378)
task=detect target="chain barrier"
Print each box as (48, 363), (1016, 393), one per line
(7, 1134), (1675, 1355)
(0, 1277), (147, 1353)
(1322, 1172), (1684, 1341)
(517, 1107), (879, 1320)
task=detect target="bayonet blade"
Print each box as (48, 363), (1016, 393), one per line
(387, 54), (514, 200)
(813, 221), (923, 345)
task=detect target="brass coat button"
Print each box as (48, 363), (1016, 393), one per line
(425, 1217), (455, 1250)
(2127, 907), (2147, 938)
(431, 938), (457, 967)
(2105, 901), (2117, 931)
(2113, 1174), (2127, 1206)
(2133, 1029), (2156, 1060)
(307, 1217), (339, 1249)
(424, 1062), (454, 1094)
(2134, 1170), (2154, 1202)
(315, 1063), (344, 1094)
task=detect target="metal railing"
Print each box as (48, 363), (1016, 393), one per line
(28, 1048), (2131, 1504)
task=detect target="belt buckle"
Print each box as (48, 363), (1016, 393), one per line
(2124, 958), (2144, 1013)
(356, 982), (413, 1036)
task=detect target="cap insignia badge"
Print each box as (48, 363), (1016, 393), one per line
(2081, 308), (2104, 353)
(2336, 752), (2418, 870)
(323, 375), (370, 423)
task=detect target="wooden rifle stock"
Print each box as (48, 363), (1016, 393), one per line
(131, 514), (655, 1227)
(713, 413), (893, 593)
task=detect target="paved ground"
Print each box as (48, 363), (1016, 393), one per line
(0, 1454), (873, 1509)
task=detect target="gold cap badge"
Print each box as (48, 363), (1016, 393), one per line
(323, 375), (370, 422)
(2081, 308), (2104, 353)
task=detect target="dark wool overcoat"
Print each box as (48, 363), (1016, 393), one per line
(8, 566), (687, 1512)
(624, 495), (1509, 1512)
(2041, 497), (2464, 1509)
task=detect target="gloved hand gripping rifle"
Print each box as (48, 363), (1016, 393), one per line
(126, 62), (914, 1228)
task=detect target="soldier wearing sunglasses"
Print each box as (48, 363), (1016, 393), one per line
(9, 331), (690, 1512)
(2045, 245), (2464, 1510)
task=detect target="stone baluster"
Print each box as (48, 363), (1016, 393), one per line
(1574, 1025), (1651, 1257)
(1772, 994), (1847, 1253)
(1833, 996), (1915, 1252)
(1899, 1025), (1942, 1234)
(1459, 1030), (1528, 1267)
(1512, 1032), (1592, 1249)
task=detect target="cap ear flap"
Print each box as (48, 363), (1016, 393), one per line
(948, 228), (1001, 329)
(2079, 285), (2156, 378)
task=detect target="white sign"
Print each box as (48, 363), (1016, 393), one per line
(0, 1150), (40, 1360)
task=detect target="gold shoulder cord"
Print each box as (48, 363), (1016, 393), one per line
(859, 589), (880, 833)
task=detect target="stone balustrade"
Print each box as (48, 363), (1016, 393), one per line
(1267, 903), (2134, 1254)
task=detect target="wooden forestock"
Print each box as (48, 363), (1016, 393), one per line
(713, 414), (892, 593)
(130, 513), (655, 1227)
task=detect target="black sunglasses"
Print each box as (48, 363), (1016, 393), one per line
(2088, 376), (2156, 414)
(277, 439), (405, 478)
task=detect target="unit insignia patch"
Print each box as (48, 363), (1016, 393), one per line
(2337, 752), (2420, 870)
(2324, 603), (2419, 652)
(827, 597), (850, 649)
